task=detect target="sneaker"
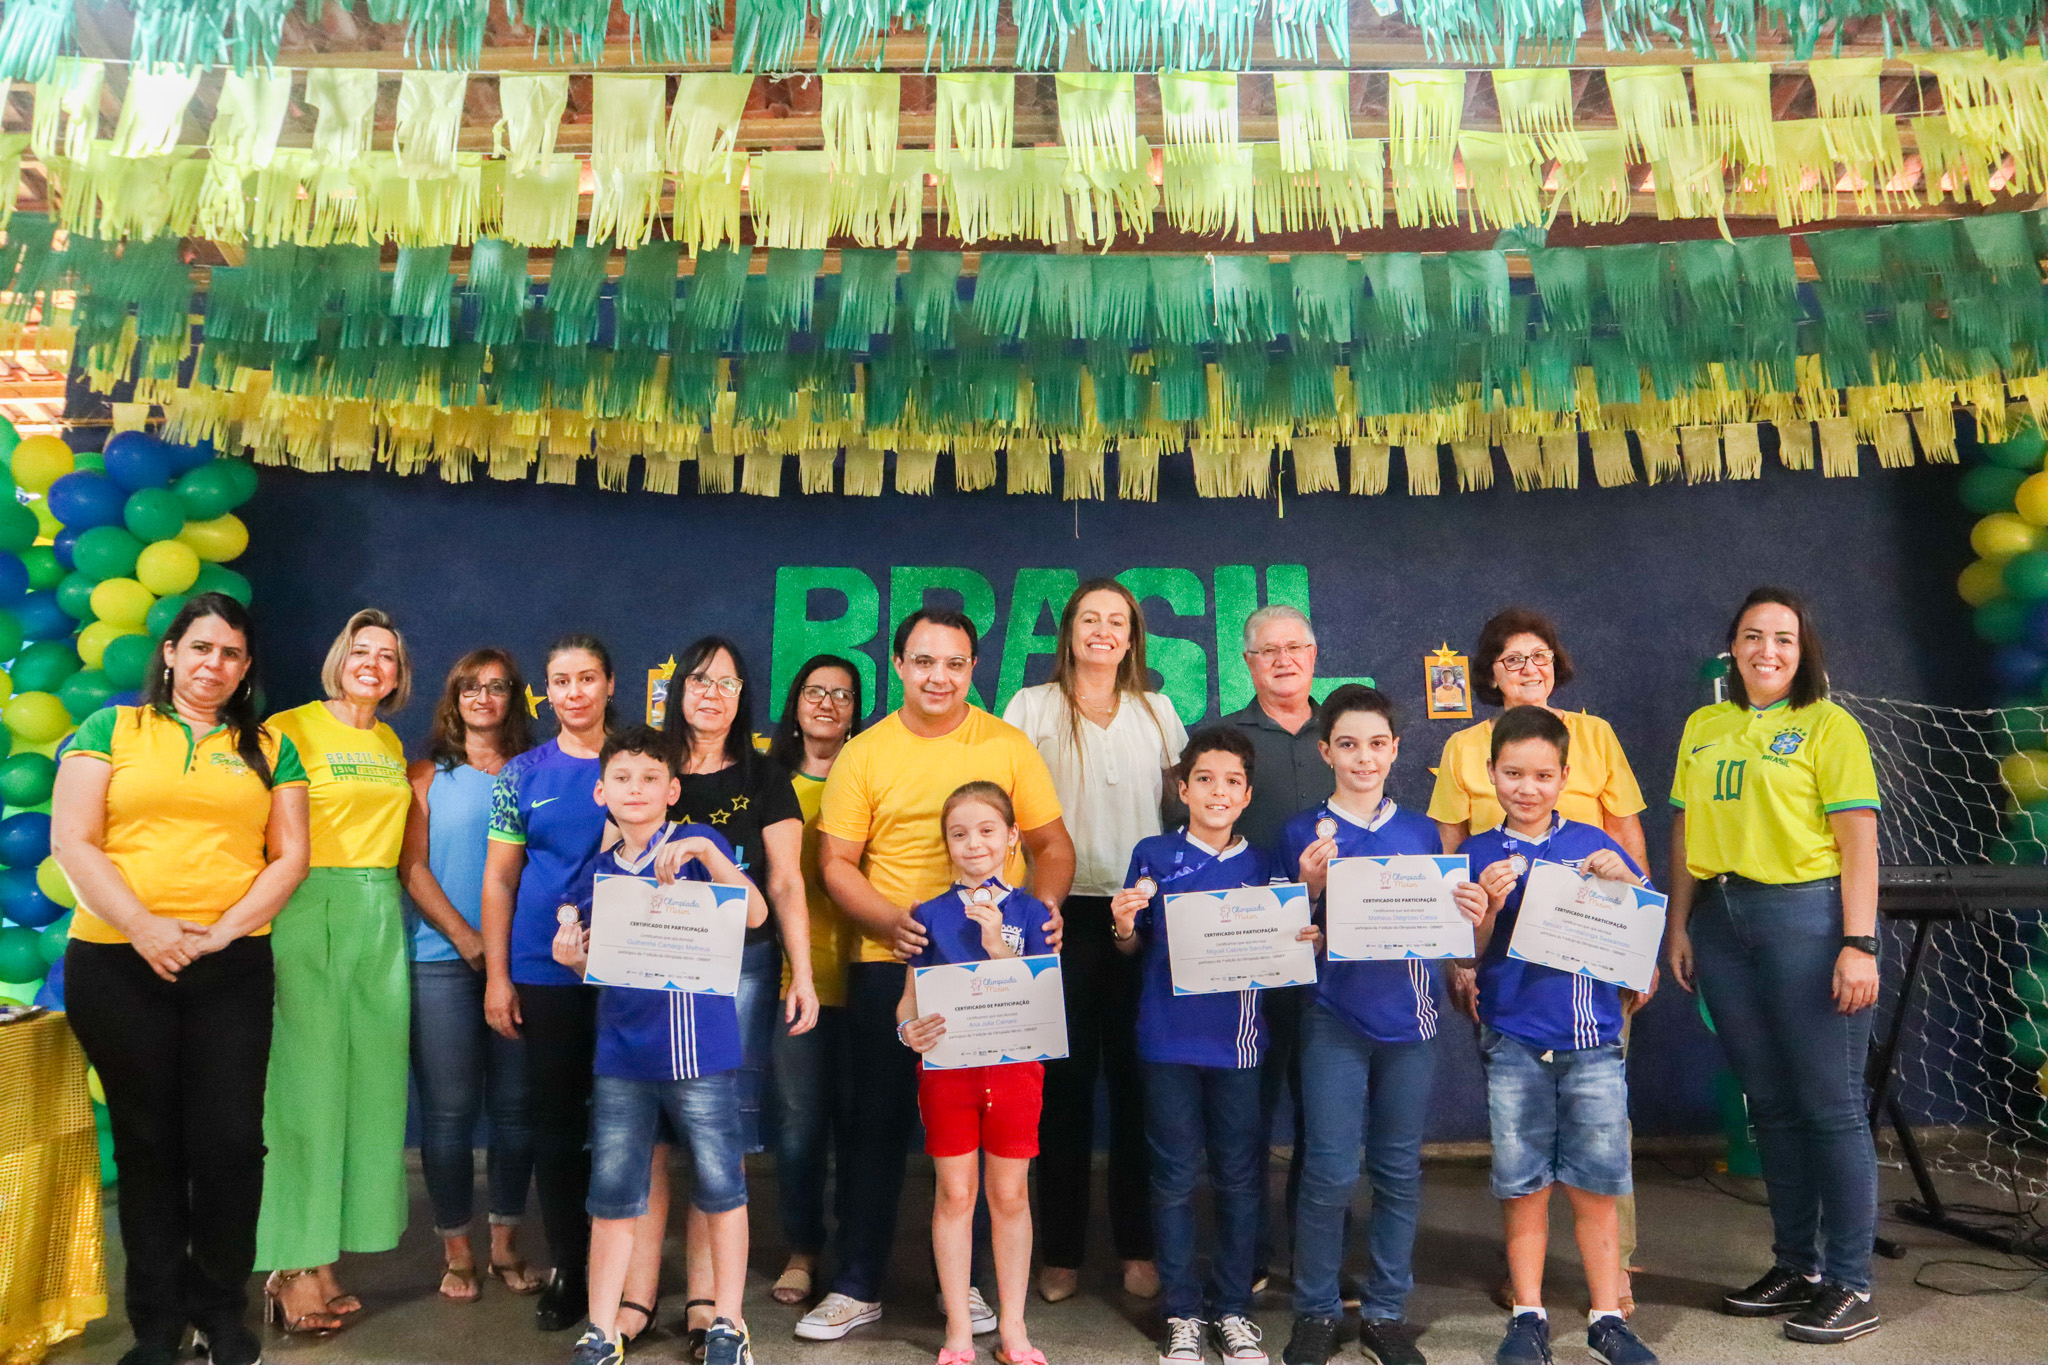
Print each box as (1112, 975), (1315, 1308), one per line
(1159, 1317), (1208, 1365)
(794, 1293), (883, 1341)
(1495, 1312), (1552, 1365)
(537, 1272), (588, 1332)
(968, 1288), (998, 1336)
(1356, 1318), (1426, 1365)
(1782, 1285), (1880, 1344)
(569, 1327), (623, 1365)
(1722, 1266), (1821, 1318)
(1587, 1316), (1657, 1365)
(1214, 1315), (1268, 1365)
(1280, 1314), (1340, 1365)
(192, 1324), (262, 1365)
(704, 1318), (752, 1365)
(115, 1345), (179, 1365)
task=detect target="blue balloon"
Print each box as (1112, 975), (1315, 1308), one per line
(164, 439), (215, 476)
(0, 552), (24, 608)
(45, 471), (126, 530)
(107, 690), (143, 709)
(0, 866), (62, 928)
(14, 590), (70, 642)
(2025, 600), (2048, 651)
(32, 954), (62, 1010)
(49, 526), (77, 572)
(0, 812), (51, 867)
(1993, 643), (2048, 695)
(102, 432), (173, 492)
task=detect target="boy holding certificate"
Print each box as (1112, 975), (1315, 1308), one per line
(1275, 686), (1487, 1365)
(896, 781), (1055, 1365)
(1463, 708), (1658, 1365)
(549, 727), (769, 1365)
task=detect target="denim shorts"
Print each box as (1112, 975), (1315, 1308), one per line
(1480, 1026), (1632, 1200)
(587, 1070), (749, 1219)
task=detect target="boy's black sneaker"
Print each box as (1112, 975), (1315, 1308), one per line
(1782, 1285), (1880, 1344)
(192, 1322), (263, 1365)
(1722, 1266), (1820, 1317)
(1495, 1312), (1552, 1365)
(1281, 1314), (1341, 1365)
(537, 1271), (588, 1332)
(1587, 1316), (1657, 1365)
(115, 1342), (180, 1365)
(1357, 1318), (1426, 1365)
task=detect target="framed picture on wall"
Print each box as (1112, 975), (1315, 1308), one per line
(1424, 645), (1473, 721)
(647, 657), (675, 727)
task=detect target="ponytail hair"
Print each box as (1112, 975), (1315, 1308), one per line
(544, 633), (618, 732)
(146, 592), (275, 787)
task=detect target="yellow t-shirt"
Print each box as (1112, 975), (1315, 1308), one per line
(1670, 698), (1881, 884)
(1428, 710), (1647, 835)
(782, 771), (856, 1007)
(268, 701), (410, 869)
(65, 705), (308, 944)
(818, 707), (1064, 963)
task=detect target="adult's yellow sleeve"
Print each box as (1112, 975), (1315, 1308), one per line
(1589, 718), (1647, 818)
(1815, 705), (1882, 812)
(1425, 730), (1475, 825)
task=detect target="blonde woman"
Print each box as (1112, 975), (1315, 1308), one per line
(255, 609), (415, 1331)
(1003, 578), (1185, 1302)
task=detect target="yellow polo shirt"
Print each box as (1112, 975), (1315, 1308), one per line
(818, 708), (1063, 963)
(268, 701), (410, 870)
(1670, 698), (1881, 884)
(65, 705), (307, 944)
(1428, 710), (1646, 835)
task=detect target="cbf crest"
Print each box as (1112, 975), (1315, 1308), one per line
(1769, 730), (1805, 757)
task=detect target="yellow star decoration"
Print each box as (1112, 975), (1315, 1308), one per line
(732, 795), (750, 810)
(1429, 643), (1461, 665)
(525, 685), (547, 715)
(709, 809), (731, 825)
(653, 656), (676, 681)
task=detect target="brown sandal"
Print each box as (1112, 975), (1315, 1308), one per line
(440, 1264), (481, 1302)
(488, 1258), (547, 1296)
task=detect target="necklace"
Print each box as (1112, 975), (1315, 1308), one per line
(1076, 690), (1118, 717)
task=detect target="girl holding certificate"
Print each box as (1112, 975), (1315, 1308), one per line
(1274, 687), (1486, 1365)
(897, 782), (1055, 1365)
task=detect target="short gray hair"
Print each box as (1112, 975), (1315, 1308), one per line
(1242, 604), (1316, 653)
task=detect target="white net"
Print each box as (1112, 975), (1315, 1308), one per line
(1834, 692), (2048, 1209)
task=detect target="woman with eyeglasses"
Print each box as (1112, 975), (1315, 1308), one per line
(399, 649), (545, 1304)
(762, 655), (866, 1307)
(658, 635), (819, 1353)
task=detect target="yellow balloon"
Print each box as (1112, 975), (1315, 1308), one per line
(178, 513), (249, 564)
(76, 620), (130, 671)
(1960, 558), (2010, 607)
(2003, 750), (2048, 806)
(31, 499), (60, 540)
(86, 1067), (104, 1106)
(88, 577), (154, 631)
(3, 691), (70, 744)
(2019, 472), (2048, 527)
(0, 667), (12, 708)
(135, 538), (201, 595)
(10, 435), (74, 494)
(36, 855), (76, 910)
(1973, 512), (2042, 561)
(2039, 1057), (2048, 1100)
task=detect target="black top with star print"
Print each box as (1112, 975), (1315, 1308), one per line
(668, 749), (804, 945)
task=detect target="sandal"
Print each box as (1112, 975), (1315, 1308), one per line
(488, 1258), (547, 1296)
(683, 1298), (715, 1363)
(772, 1261), (814, 1306)
(996, 1350), (1048, 1365)
(937, 1350), (976, 1365)
(617, 1298), (659, 1347)
(264, 1270), (346, 1335)
(439, 1263), (481, 1302)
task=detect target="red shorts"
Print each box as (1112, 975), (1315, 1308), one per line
(917, 1062), (1044, 1159)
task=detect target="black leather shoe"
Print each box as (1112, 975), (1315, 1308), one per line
(193, 1322), (263, 1365)
(1282, 1314), (1341, 1365)
(536, 1271), (588, 1332)
(1783, 1284), (1880, 1344)
(1722, 1266), (1820, 1317)
(1357, 1319), (1426, 1365)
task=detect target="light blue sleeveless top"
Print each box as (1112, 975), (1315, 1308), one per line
(406, 763), (496, 963)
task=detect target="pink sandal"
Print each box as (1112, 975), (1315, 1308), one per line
(937, 1350), (977, 1365)
(996, 1350), (1048, 1365)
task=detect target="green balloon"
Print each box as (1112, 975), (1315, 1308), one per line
(1962, 464), (2032, 514)
(0, 752), (57, 806)
(100, 633), (157, 691)
(1985, 424), (2048, 470)
(1976, 596), (2032, 644)
(193, 563), (251, 605)
(55, 571), (97, 622)
(2017, 966), (2048, 1014)
(2011, 1015), (2048, 1069)
(173, 463), (238, 521)
(0, 419), (19, 464)
(144, 593), (187, 639)
(0, 610), (22, 663)
(2004, 708), (2048, 753)
(11, 639), (78, 694)
(57, 669), (116, 722)
(1696, 655), (1731, 681)
(0, 926), (41, 983)
(20, 546), (60, 592)
(122, 487), (185, 543)
(217, 459), (258, 508)
(73, 451), (104, 474)
(0, 502), (35, 554)
(71, 526), (144, 583)
(2005, 551), (2048, 601)
(36, 919), (66, 965)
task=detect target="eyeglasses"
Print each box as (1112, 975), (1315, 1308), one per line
(459, 680), (513, 699)
(906, 655), (972, 672)
(684, 673), (744, 698)
(1247, 642), (1315, 663)
(1499, 650), (1555, 672)
(801, 684), (855, 705)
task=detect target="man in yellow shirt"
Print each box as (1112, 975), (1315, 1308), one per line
(794, 608), (1074, 1342)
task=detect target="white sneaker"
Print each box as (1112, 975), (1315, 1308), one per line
(967, 1287), (997, 1335)
(1214, 1315), (1267, 1365)
(1160, 1316), (1208, 1365)
(793, 1292), (882, 1341)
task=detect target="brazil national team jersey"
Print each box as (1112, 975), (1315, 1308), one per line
(909, 882), (1056, 968)
(488, 739), (608, 986)
(1125, 830), (1276, 1070)
(1670, 698), (1880, 885)
(1276, 798), (1445, 1044)
(1464, 815), (1646, 1052)
(579, 822), (743, 1082)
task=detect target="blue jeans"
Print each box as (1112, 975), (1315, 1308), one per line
(735, 938), (780, 1154)
(409, 959), (533, 1235)
(1690, 876), (1878, 1291)
(1292, 1003), (1434, 1321)
(773, 1003), (845, 1254)
(587, 1070), (749, 1218)
(1146, 1061), (1262, 1321)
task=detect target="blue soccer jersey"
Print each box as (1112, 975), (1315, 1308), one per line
(908, 880), (1056, 968)
(488, 739), (608, 987)
(1464, 814), (1647, 1052)
(1277, 798), (1446, 1044)
(579, 822), (745, 1082)
(1126, 830), (1276, 1070)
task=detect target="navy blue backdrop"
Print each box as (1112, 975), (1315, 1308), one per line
(236, 450), (1984, 1142)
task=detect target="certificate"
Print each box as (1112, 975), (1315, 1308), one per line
(1506, 860), (1668, 991)
(1325, 854), (1474, 961)
(584, 873), (749, 996)
(912, 955), (1069, 1070)
(1165, 883), (1317, 995)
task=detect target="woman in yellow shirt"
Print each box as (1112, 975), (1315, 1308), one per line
(53, 592), (310, 1365)
(254, 609), (416, 1333)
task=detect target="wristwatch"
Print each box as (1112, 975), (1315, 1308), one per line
(1840, 935), (1880, 957)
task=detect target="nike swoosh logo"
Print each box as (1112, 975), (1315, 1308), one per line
(533, 797), (561, 808)
(1690, 745), (1713, 755)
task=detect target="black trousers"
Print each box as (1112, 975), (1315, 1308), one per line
(65, 936), (275, 1348)
(829, 960), (921, 1303)
(1255, 983), (1307, 1274)
(519, 980), (597, 1283)
(1036, 895), (1153, 1267)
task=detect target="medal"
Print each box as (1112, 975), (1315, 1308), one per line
(969, 886), (996, 906)
(1134, 876), (1158, 900)
(1315, 816), (1338, 842)
(1508, 854), (1528, 878)
(556, 905), (579, 926)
